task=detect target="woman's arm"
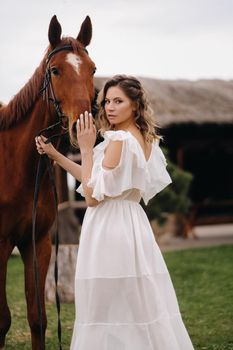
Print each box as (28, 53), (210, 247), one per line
(77, 112), (99, 207)
(80, 139), (122, 206)
(53, 151), (82, 182)
(35, 137), (82, 182)
(35, 112), (98, 207)
(102, 140), (123, 169)
(79, 148), (98, 207)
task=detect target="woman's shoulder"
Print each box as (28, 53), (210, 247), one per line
(95, 130), (165, 167)
(103, 130), (131, 142)
(93, 130), (129, 154)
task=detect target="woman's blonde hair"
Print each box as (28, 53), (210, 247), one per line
(96, 75), (161, 143)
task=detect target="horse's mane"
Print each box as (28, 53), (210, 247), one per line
(0, 58), (47, 130)
(0, 37), (79, 130)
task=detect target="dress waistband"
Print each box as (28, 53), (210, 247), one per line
(104, 197), (140, 204)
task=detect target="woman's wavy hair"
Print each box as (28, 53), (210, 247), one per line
(96, 75), (161, 143)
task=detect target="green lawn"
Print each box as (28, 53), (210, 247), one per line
(5, 245), (233, 350)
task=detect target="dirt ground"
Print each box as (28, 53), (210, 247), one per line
(11, 223), (233, 255)
(158, 223), (233, 252)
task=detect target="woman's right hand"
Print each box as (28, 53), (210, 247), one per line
(35, 135), (58, 160)
(76, 111), (96, 154)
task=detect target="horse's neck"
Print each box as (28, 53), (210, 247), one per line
(14, 99), (58, 163)
(27, 99), (58, 136)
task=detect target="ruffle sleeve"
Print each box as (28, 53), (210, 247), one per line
(76, 130), (172, 204)
(142, 140), (172, 204)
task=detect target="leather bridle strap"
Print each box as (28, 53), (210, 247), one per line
(40, 44), (88, 128)
(32, 155), (45, 349)
(46, 45), (74, 64)
(32, 139), (63, 350)
(40, 45), (74, 126)
(32, 45), (75, 350)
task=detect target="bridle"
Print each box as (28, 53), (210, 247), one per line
(38, 44), (74, 139)
(32, 44), (88, 350)
(38, 44), (96, 139)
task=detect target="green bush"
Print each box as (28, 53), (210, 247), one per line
(144, 148), (193, 224)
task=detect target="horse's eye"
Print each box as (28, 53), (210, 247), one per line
(92, 67), (97, 75)
(51, 67), (59, 76)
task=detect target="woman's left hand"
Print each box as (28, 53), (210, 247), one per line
(77, 111), (96, 154)
(35, 135), (58, 159)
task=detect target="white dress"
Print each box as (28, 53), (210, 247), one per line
(70, 130), (194, 350)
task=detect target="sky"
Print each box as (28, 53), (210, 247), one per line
(0, 0), (233, 103)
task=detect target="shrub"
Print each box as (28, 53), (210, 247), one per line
(144, 148), (193, 225)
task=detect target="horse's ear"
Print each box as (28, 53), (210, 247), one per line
(48, 15), (62, 48)
(77, 16), (92, 47)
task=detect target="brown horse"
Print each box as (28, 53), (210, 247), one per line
(0, 15), (95, 349)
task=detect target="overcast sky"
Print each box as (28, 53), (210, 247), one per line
(0, 0), (233, 103)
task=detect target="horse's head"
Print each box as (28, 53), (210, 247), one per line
(44, 15), (96, 145)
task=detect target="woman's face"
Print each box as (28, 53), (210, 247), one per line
(104, 86), (135, 129)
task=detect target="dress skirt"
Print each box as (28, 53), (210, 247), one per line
(70, 199), (194, 350)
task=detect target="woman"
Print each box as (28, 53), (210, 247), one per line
(36, 75), (194, 349)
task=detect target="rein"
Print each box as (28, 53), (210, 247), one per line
(32, 45), (74, 350)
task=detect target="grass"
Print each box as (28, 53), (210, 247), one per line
(165, 245), (233, 350)
(5, 245), (233, 350)
(5, 254), (74, 349)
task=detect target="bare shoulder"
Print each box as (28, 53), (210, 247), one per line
(102, 140), (123, 169)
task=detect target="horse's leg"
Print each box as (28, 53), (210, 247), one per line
(0, 240), (13, 349)
(19, 233), (52, 350)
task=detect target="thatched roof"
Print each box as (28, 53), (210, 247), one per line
(94, 77), (233, 127)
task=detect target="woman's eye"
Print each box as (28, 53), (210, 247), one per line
(51, 67), (59, 76)
(116, 100), (122, 104)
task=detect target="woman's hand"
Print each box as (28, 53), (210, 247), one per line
(35, 135), (58, 160)
(77, 111), (96, 154)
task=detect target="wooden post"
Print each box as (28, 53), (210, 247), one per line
(176, 147), (184, 168)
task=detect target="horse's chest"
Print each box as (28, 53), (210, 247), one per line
(0, 200), (55, 244)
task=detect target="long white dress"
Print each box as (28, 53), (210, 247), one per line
(70, 130), (194, 350)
